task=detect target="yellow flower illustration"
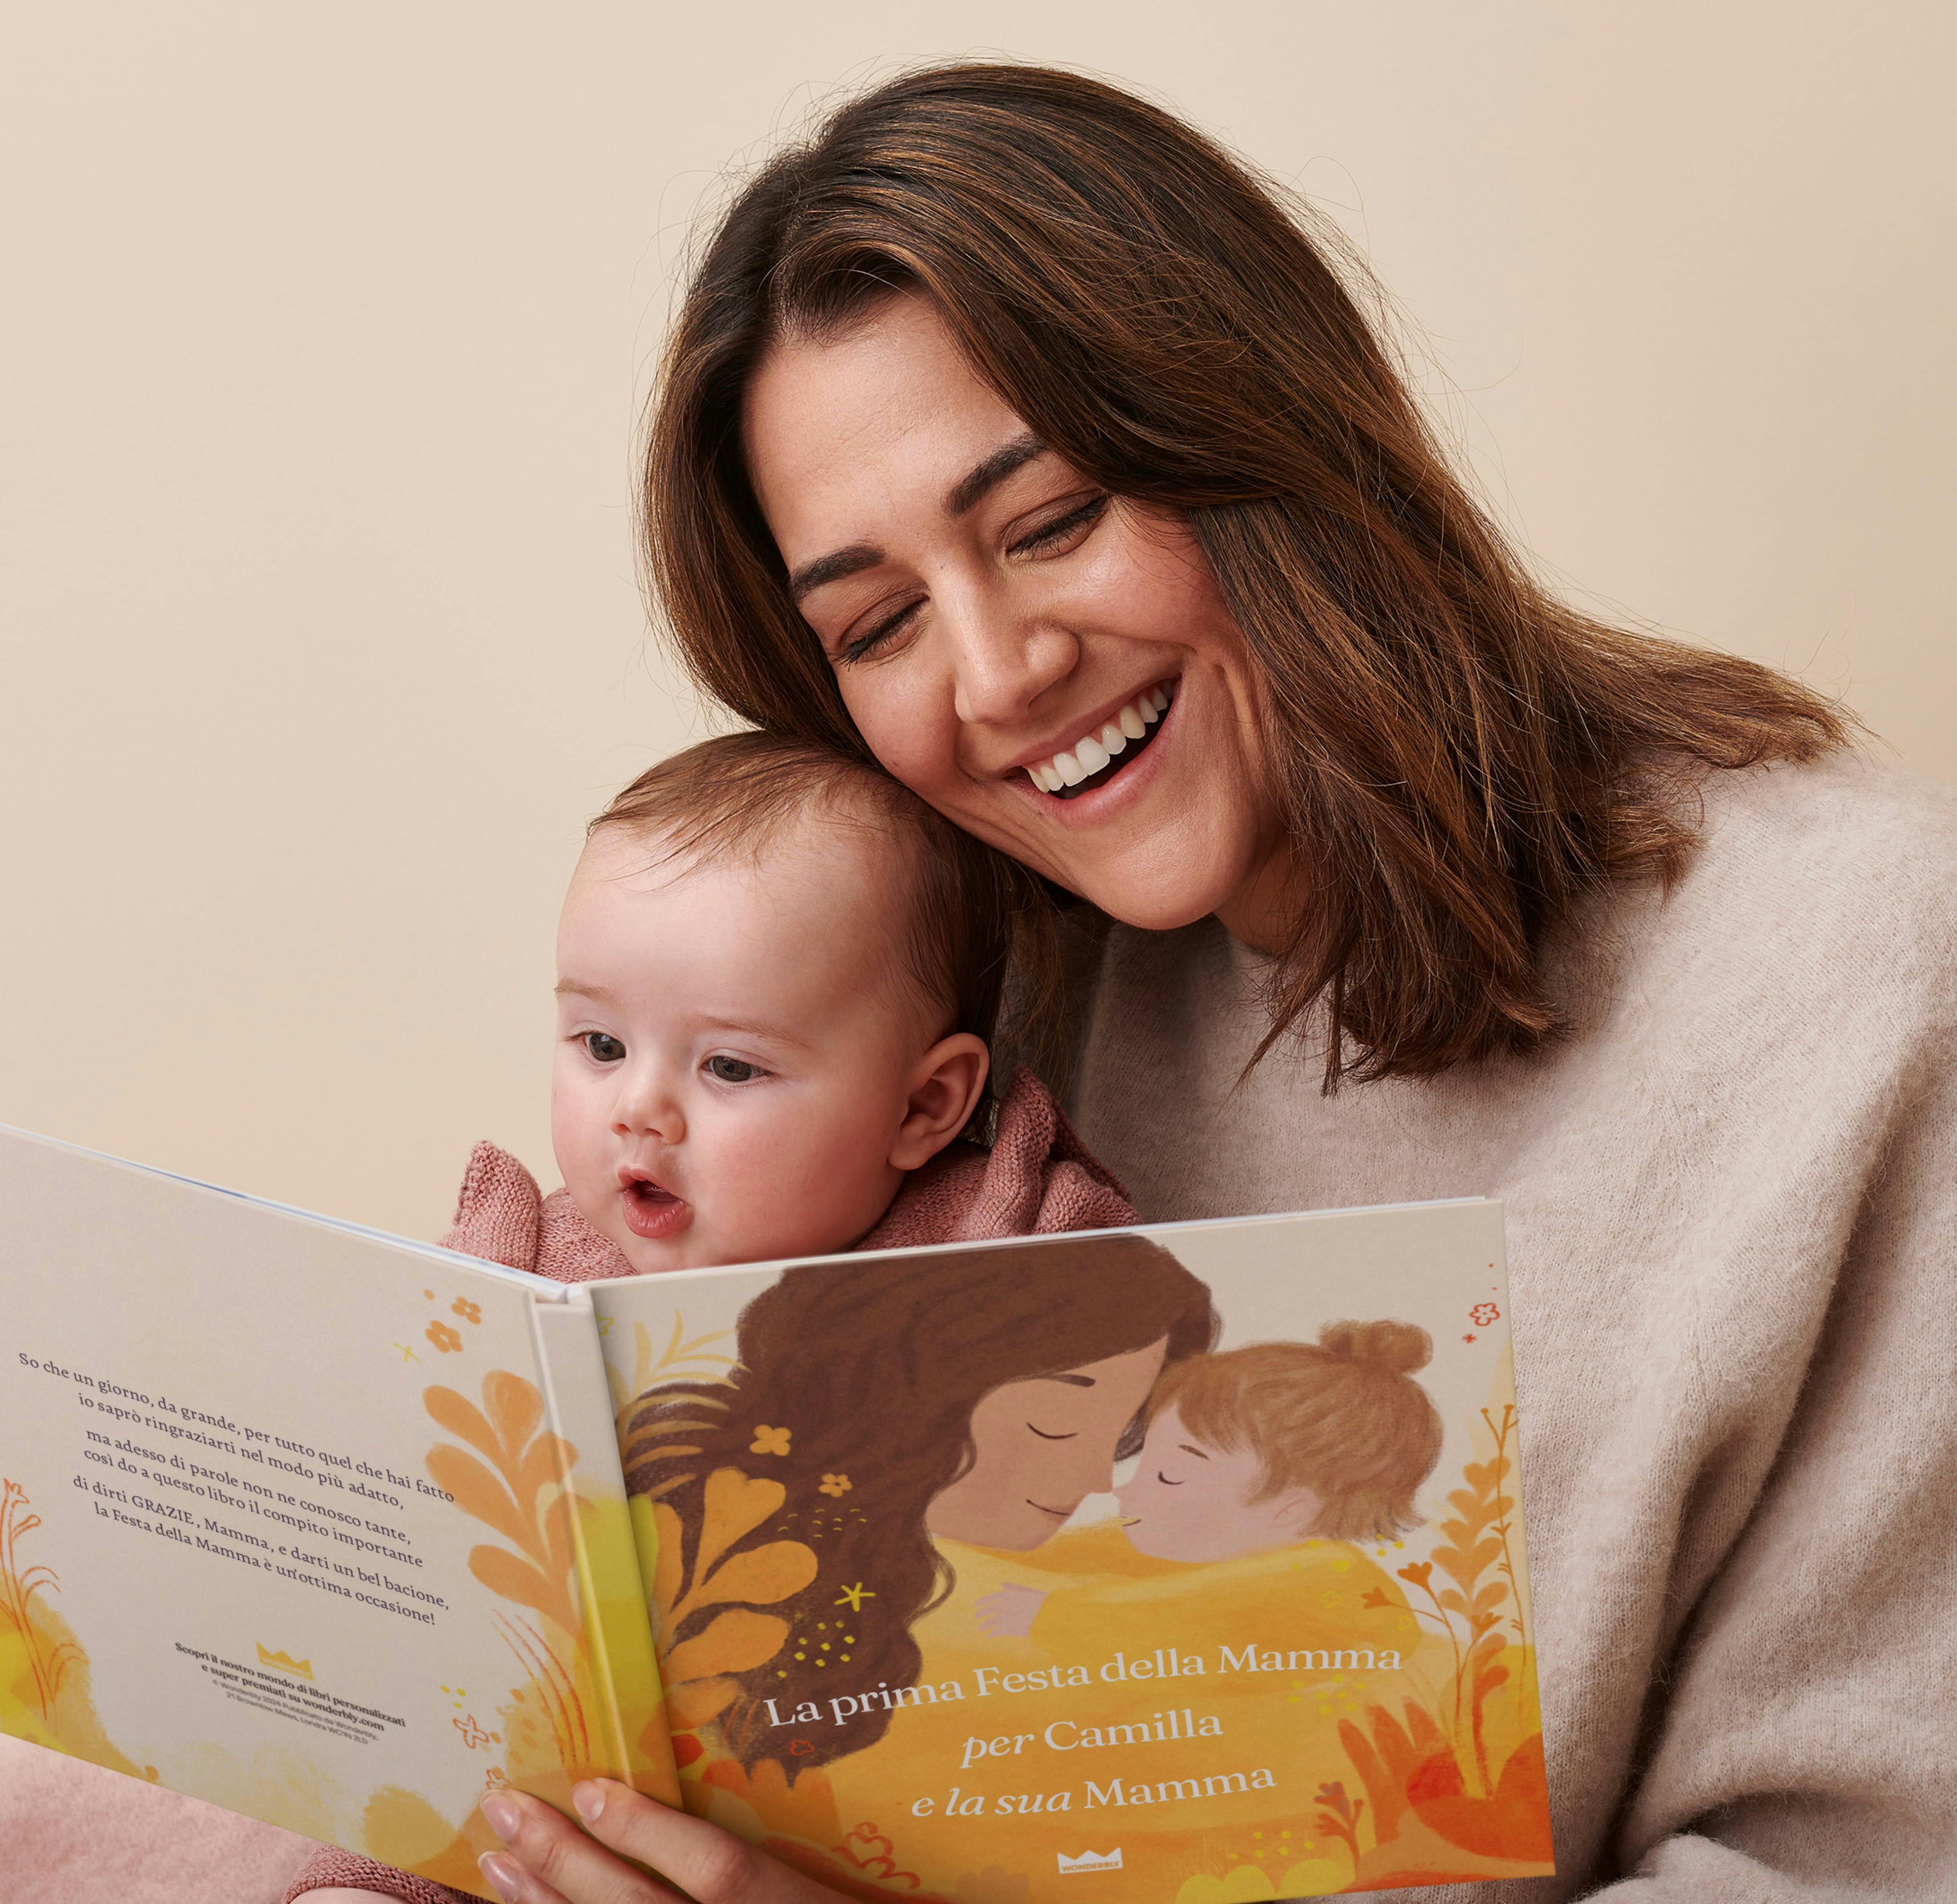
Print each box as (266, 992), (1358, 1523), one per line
(426, 1320), (463, 1354)
(817, 1473), (851, 1497)
(451, 1298), (482, 1325)
(749, 1424), (790, 1457)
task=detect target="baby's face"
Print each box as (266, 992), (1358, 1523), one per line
(551, 820), (959, 1272)
(1115, 1403), (1321, 1563)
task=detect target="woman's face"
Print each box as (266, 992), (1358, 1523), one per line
(924, 1337), (1169, 1551)
(744, 294), (1293, 939)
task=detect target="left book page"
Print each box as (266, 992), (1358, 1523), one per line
(0, 1126), (676, 1898)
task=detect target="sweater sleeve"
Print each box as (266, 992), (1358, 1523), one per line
(1599, 1027), (1957, 1896)
(284, 1846), (478, 1904)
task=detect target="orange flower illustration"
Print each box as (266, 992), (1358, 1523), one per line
(1470, 1302), (1500, 1327)
(452, 1298), (483, 1325)
(749, 1425), (790, 1457)
(426, 1320), (463, 1354)
(817, 1473), (851, 1497)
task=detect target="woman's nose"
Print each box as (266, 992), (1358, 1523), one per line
(940, 581), (1079, 727)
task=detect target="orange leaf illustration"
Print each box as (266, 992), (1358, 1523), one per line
(661, 1608), (789, 1685)
(694, 1468), (785, 1583)
(674, 1542), (816, 1628)
(427, 1447), (533, 1552)
(666, 1676), (740, 1729)
(651, 1501), (685, 1622)
(468, 1546), (563, 1622)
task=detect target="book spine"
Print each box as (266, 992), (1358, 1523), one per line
(528, 1292), (681, 1804)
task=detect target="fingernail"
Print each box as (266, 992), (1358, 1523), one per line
(572, 1780), (605, 1823)
(478, 1852), (523, 1902)
(480, 1792), (521, 1840)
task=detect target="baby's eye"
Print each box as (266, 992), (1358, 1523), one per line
(583, 1032), (626, 1063)
(704, 1055), (765, 1084)
(1156, 1469), (1184, 1486)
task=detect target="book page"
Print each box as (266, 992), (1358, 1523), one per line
(588, 1201), (1551, 1901)
(0, 1129), (659, 1898)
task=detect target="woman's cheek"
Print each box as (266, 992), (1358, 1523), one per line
(840, 670), (963, 807)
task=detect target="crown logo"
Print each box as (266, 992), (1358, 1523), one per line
(1056, 1850), (1122, 1874)
(256, 1645), (314, 1679)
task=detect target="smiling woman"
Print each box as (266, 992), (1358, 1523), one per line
(647, 66), (1846, 1086)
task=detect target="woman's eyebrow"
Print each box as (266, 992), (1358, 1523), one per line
(945, 432), (1047, 516)
(789, 543), (883, 602)
(1038, 1372), (1096, 1387)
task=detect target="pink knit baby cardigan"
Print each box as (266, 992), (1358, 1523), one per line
(285, 1069), (1132, 1904)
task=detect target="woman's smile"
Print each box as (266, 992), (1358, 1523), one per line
(1012, 678), (1175, 800)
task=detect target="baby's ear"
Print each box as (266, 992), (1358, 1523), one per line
(890, 1034), (991, 1170)
(1268, 1484), (1327, 1541)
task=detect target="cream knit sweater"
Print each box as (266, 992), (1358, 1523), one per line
(1061, 754), (1957, 1900)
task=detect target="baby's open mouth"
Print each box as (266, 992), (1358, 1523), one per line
(1022, 680), (1175, 799)
(620, 1172), (691, 1241)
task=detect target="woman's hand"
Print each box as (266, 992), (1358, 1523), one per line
(477, 1781), (854, 1904)
(973, 1582), (1045, 1638)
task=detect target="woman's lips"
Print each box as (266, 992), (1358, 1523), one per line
(1021, 680), (1175, 797)
(621, 1177), (692, 1240)
(1006, 676), (1180, 829)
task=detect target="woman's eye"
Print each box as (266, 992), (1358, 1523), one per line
(705, 1055), (764, 1084)
(838, 598), (923, 666)
(1026, 1423), (1078, 1441)
(1010, 494), (1108, 558)
(584, 1033), (626, 1063)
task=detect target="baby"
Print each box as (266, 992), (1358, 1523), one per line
(977, 1323), (1443, 1640)
(443, 730), (1132, 1279)
(289, 738), (1137, 1904)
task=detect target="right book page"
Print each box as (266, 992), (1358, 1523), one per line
(589, 1199), (1550, 1901)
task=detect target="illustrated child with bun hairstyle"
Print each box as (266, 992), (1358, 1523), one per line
(433, 728), (1133, 1282)
(957, 1323), (1549, 1892)
(976, 1321), (1444, 1666)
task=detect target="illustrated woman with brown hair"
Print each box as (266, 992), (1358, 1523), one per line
(442, 63), (1957, 1904)
(621, 1232), (1217, 1775)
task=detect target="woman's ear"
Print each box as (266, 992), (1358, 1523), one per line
(890, 1034), (991, 1171)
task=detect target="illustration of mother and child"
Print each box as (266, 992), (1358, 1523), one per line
(619, 1234), (1485, 1848)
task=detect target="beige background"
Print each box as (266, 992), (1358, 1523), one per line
(4, 3), (1952, 1240)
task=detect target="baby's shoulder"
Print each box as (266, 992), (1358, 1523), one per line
(441, 1140), (543, 1270)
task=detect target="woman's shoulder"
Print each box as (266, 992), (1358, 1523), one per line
(1690, 749), (1957, 889)
(1652, 752), (1957, 996)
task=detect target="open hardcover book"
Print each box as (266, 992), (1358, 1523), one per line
(1, 1125), (1553, 1897)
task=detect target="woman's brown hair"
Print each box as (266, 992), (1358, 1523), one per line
(623, 1233), (1217, 1772)
(645, 63), (1847, 1086)
(1148, 1323), (1444, 1541)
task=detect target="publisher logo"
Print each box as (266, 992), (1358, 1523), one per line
(1056, 1850), (1123, 1874)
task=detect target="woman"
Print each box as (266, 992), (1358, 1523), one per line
(313, 61), (1957, 1904)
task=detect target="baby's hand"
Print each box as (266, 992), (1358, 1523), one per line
(975, 1583), (1047, 1638)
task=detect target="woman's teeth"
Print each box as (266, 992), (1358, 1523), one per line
(1024, 682), (1174, 795)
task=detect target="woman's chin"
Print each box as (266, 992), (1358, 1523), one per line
(1069, 861), (1247, 935)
